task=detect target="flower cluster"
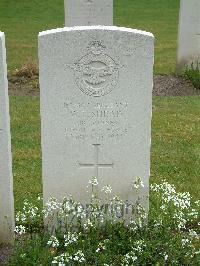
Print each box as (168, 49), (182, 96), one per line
(43, 197), (61, 218)
(52, 250), (85, 265)
(122, 240), (146, 265)
(101, 185), (112, 194)
(47, 236), (59, 248)
(64, 232), (80, 247)
(13, 179), (199, 265)
(88, 176), (98, 186)
(16, 199), (40, 223)
(150, 181), (200, 230)
(14, 225), (26, 235)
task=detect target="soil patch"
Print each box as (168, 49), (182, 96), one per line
(0, 245), (12, 265)
(8, 75), (39, 97)
(8, 74), (200, 97)
(153, 74), (200, 96)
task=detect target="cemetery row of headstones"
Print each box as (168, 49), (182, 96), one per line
(65, 0), (200, 71)
(0, 0), (199, 244)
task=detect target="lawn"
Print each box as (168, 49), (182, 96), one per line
(10, 96), (200, 210)
(0, 0), (180, 73)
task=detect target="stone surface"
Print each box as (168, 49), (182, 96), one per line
(177, 0), (200, 70)
(39, 26), (154, 210)
(64, 0), (113, 26)
(0, 32), (14, 244)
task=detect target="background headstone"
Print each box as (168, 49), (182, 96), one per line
(39, 26), (154, 210)
(64, 0), (113, 26)
(0, 32), (14, 244)
(177, 0), (200, 70)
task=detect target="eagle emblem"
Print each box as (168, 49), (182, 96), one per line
(68, 41), (119, 97)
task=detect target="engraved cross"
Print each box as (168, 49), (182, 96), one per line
(79, 144), (113, 178)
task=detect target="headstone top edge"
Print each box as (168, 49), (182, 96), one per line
(0, 32), (4, 38)
(39, 26), (154, 39)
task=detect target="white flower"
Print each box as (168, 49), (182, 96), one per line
(123, 251), (137, 265)
(182, 237), (190, 247)
(47, 235), (59, 248)
(71, 250), (85, 262)
(153, 218), (163, 227)
(132, 240), (146, 254)
(189, 229), (198, 238)
(96, 248), (100, 253)
(15, 200), (40, 223)
(14, 225), (26, 235)
(83, 219), (94, 230)
(22, 200), (39, 219)
(89, 177), (98, 186)
(129, 219), (138, 231)
(43, 197), (61, 218)
(101, 185), (112, 194)
(122, 241), (146, 264)
(164, 254), (168, 261)
(52, 253), (67, 265)
(64, 232), (79, 247)
(76, 204), (86, 218)
(63, 200), (73, 213)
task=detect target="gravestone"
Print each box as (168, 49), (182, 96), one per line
(0, 32), (14, 244)
(177, 0), (200, 70)
(64, 0), (113, 26)
(39, 26), (154, 211)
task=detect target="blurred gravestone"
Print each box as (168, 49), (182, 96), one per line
(64, 0), (113, 26)
(39, 26), (154, 211)
(177, 0), (200, 70)
(0, 32), (14, 244)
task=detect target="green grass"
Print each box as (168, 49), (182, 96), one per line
(151, 97), (200, 199)
(10, 96), (200, 210)
(10, 96), (41, 210)
(0, 0), (180, 73)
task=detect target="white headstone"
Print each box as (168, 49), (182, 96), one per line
(64, 0), (113, 26)
(177, 0), (200, 70)
(0, 32), (14, 244)
(39, 26), (154, 211)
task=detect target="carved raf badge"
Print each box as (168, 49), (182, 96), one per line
(68, 41), (119, 97)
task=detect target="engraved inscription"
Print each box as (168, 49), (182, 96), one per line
(63, 99), (129, 141)
(68, 41), (119, 97)
(79, 144), (113, 178)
